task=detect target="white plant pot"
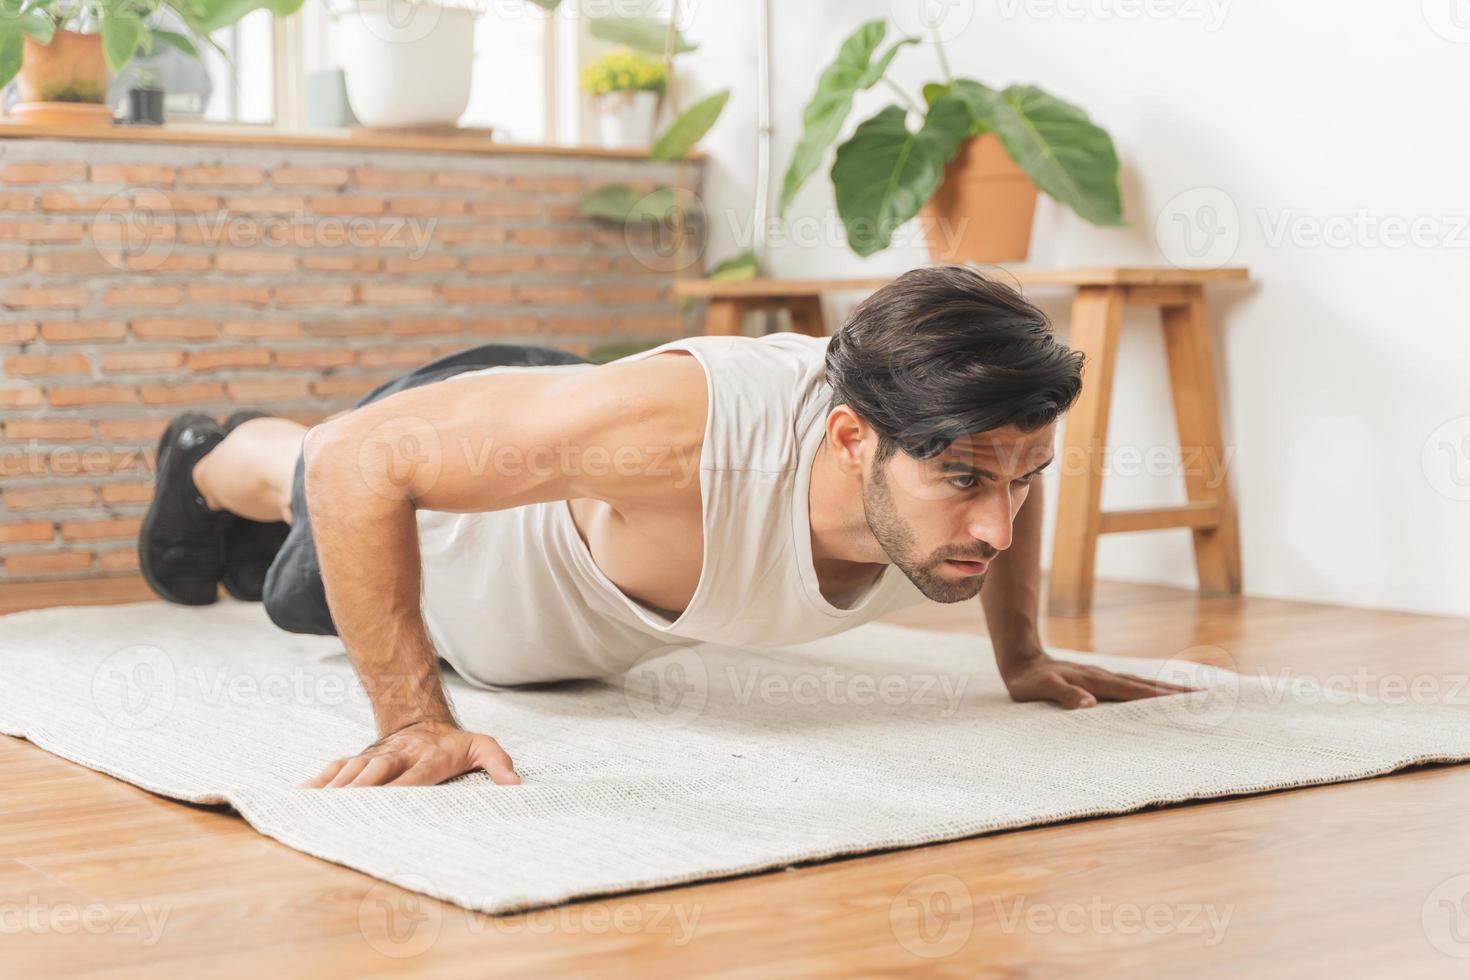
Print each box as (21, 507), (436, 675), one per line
(593, 91), (660, 149)
(337, 1), (477, 128)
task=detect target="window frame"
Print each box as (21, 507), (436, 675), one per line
(209, 5), (577, 139)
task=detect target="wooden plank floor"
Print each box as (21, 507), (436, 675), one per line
(2, 576), (1469, 978)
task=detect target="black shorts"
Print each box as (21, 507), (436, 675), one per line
(261, 343), (593, 636)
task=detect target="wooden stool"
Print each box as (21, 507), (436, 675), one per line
(673, 267), (1249, 616)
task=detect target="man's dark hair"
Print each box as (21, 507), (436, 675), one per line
(824, 265), (1085, 466)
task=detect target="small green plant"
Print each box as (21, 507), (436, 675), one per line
(578, 10), (728, 221)
(0, 0), (305, 90)
(572, 5), (743, 278)
(580, 47), (666, 96)
(780, 19), (1125, 257)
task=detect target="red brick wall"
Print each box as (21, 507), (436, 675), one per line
(0, 137), (705, 582)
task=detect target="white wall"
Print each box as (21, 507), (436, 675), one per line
(676, 0), (1470, 618)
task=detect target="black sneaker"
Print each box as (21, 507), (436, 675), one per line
(138, 413), (238, 606)
(219, 410), (291, 602)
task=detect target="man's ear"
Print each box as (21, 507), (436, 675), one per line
(824, 406), (873, 478)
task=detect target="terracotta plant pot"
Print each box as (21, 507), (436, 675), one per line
(919, 134), (1039, 264)
(12, 30), (114, 126)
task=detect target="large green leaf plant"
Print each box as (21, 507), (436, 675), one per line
(780, 19), (1124, 257)
(0, 0), (305, 93)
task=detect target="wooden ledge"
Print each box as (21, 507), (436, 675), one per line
(673, 267), (1249, 300)
(0, 120), (706, 162)
(0, 574), (157, 615)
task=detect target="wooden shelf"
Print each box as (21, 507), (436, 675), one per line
(673, 267), (1250, 299)
(0, 119), (706, 162)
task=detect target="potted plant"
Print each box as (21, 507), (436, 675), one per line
(581, 46), (666, 149)
(335, 0), (477, 128)
(779, 20), (1124, 261)
(125, 64), (164, 125)
(573, 7), (740, 279)
(577, 10), (727, 234)
(0, 0), (304, 126)
(335, 0), (562, 129)
(579, 9), (729, 221)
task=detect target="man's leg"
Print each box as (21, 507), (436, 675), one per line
(165, 342), (593, 633)
(189, 343), (592, 527)
(191, 417), (305, 525)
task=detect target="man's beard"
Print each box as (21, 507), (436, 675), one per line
(863, 462), (988, 604)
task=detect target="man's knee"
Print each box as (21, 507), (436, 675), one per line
(261, 548), (338, 637)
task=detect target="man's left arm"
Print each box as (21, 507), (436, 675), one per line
(980, 476), (1197, 708)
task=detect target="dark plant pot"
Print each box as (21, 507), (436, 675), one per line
(126, 87), (165, 126)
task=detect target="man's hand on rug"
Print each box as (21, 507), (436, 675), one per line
(1001, 654), (1198, 709)
(303, 720), (522, 788)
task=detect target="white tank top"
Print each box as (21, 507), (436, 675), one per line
(414, 332), (930, 688)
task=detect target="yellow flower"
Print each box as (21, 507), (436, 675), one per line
(579, 46), (667, 95)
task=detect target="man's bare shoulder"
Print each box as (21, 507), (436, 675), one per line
(551, 349), (708, 477)
(562, 349), (707, 431)
(311, 349), (708, 513)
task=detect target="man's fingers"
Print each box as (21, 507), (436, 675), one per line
(344, 754), (403, 788)
(303, 757), (350, 788)
(472, 736), (521, 785)
(306, 730), (523, 790)
(1135, 677), (1200, 696)
(385, 760), (445, 786)
(1084, 671), (1198, 702)
(326, 755), (375, 788)
(1130, 674), (1199, 693)
(1069, 663), (1196, 694)
(1046, 677), (1097, 709)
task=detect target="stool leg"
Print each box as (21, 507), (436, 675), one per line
(1161, 287), (1242, 594)
(787, 297), (827, 337)
(1048, 285), (1125, 617)
(704, 298), (745, 336)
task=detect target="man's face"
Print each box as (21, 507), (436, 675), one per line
(863, 423), (1057, 603)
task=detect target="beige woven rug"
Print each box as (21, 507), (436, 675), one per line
(2, 599), (1467, 914)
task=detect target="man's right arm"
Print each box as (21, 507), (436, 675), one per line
(297, 355), (707, 788)
(297, 407), (494, 788)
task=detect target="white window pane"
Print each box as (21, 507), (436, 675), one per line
(201, 11), (277, 124)
(460, 9), (548, 141)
